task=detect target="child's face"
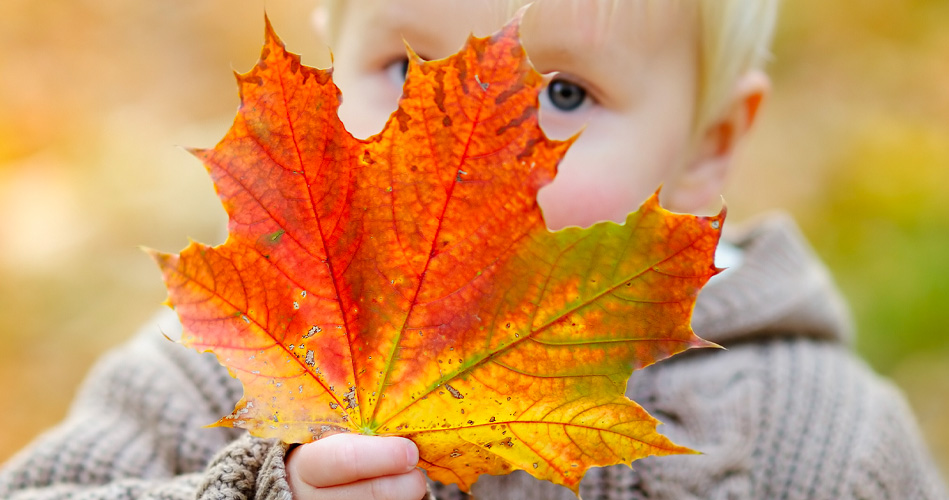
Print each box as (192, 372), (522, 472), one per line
(329, 0), (702, 229)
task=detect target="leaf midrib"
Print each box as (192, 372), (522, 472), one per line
(367, 51), (504, 428)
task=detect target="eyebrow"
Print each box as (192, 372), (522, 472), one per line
(522, 22), (640, 108)
(373, 3), (467, 61)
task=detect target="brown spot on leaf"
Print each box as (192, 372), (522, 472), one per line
(496, 107), (535, 136)
(445, 384), (464, 399)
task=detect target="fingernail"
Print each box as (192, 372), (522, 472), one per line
(405, 439), (419, 469)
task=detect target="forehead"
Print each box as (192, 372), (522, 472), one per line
(520, 0), (698, 78)
(350, 0), (698, 62)
(522, 0), (698, 59)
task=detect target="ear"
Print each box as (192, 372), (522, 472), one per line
(665, 70), (770, 213)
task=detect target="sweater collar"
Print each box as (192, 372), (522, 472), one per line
(691, 213), (853, 346)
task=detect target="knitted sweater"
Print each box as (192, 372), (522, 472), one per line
(1, 215), (945, 499)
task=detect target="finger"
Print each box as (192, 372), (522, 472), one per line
(296, 469), (427, 500)
(288, 434), (419, 487)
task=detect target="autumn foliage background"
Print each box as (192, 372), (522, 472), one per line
(1, 0), (947, 479)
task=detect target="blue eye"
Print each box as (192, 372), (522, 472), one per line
(546, 78), (588, 111)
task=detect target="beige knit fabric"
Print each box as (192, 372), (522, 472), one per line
(1, 215), (945, 499)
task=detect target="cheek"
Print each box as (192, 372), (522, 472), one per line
(537, 120), (688, 230)
(336, 76), (403, 139)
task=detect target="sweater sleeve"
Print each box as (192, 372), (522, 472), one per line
(623, 337), (948, 500)
(434, 338), (948, 500)
(0, 311), (296, 500)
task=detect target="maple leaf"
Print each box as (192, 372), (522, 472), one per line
(151, 15), (724, 494)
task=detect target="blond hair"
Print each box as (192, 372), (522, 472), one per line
(319, 0), (778, 133)
(697, 0), (778, 131)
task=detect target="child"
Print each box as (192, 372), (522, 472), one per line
(1, 1), (945, 499)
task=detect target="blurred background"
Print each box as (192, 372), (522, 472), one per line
(1, 0), (947, 480)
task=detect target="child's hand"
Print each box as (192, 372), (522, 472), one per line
(285, 433), (428, 500)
